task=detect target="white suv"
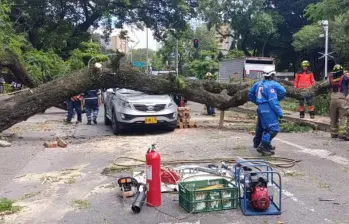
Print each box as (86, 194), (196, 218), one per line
(104, 88), (178, 134)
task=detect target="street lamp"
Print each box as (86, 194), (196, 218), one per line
(319, 20), (329, 79)
(175, 39), (179, 76)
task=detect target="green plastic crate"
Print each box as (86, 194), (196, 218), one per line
(178, 178), (239, 213)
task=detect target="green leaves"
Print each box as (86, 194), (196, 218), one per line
(188, 59), (218, 79)
(0, 3), (26, 56)
(251, 13), (277, 36)
(23, 50), (68, 82)
(68, 41), (109, 70)
(175, 76), (187, 90)
(156, 24), (218, 77)
(293, 25), (323, 51)
(305, 0), (347, 22)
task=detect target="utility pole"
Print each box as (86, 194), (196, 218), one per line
(175, 39), (179, 76)
(319, 20), (329, 79)
(146, 28), (149, 74)
(324, 20), (329, 79)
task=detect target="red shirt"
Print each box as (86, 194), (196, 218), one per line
(294, 70), (316, 89)
(71, 95), (82, 101)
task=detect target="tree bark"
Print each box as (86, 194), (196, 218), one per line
(0, 49), (38, 88)
(0, 56), (330, 133)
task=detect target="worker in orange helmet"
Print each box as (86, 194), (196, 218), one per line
(294, 60), (316, 119)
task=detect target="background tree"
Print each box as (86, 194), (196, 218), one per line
(9, 0), (198, 58)
(293, 0), (349, 69)
(156, 24), (218, 77)
(199, 0), (322, 75)
(127, 48), (155, 64)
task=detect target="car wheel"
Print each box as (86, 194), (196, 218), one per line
(111, 111), (122, 135)
(104, 106), (112, 126)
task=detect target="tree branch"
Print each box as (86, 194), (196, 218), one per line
(0, 53), (331, 133)
(0, 49), (38, 88)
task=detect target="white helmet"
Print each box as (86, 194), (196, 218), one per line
(262, 71), (276, 77)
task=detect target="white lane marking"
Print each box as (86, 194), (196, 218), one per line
(282, 189), (299, 202)
(282, 189), (315, 212)
(275, 138), (349, 166)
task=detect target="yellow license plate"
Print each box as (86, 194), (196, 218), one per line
(145, 117), (157, 124)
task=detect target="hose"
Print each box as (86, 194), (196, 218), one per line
(112, 156), (300, 169)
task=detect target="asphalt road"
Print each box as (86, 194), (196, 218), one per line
(1, 103), (349, 224)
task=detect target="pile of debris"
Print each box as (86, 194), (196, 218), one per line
(44, 137), (68, 148)
(176, 107), (197, 129)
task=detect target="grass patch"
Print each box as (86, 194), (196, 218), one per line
(280, 97), (299, 112)
(234, 145), (247, 151)
(283, 170), (305, 177)
(280, 120), (313, 133)
(313, 94), (330, 116)
(344, 166), (349, 173)
(101, 166), (132, 175)
(318, 182), (331, 189)
(72, 199), (90, 209)
(20, 191), (41, 201)
(65, 178), (76, 184)
(0, 198), (22, 215)
(280, 95), (330, 116)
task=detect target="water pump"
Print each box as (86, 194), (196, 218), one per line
(250, 176), (270, 211)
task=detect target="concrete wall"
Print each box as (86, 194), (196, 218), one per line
(218, 59), (245, 83)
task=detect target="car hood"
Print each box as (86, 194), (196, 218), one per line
(120, 93), (172, 104)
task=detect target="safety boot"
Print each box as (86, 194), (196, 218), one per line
(93, 119), (97, 124)
(253, 141), (260, 149)
(87, 120), (92, 125)
(309, 111), (315, 119)
(300, 111), (305, 119)
(257, 143), (274, 156)
(64, 119), (73, 125)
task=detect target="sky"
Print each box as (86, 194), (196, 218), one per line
(95, 25), (159, 51)
(113, 25), (159, 51)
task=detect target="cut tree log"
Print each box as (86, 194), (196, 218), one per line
(0, 53), (330, 133)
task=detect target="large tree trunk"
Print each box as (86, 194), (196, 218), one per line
(0, 49), (38, 88)
(0, 56), (330, 133)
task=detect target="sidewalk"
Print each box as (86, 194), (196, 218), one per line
(232, 106), (331, 132)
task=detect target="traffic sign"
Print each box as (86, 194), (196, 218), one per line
(132, 61), (145, 68)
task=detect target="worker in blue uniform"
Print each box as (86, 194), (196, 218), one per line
(248, 71), (286, 155)
(65, 95), (83, 124)
(83, 89), (102, 125)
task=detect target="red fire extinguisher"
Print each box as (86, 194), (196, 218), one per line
(146, 144), (161, 207)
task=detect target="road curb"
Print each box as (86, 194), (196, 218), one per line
(231, 107), (331, 132)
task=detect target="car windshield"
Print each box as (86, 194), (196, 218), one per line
(117, 89), (144, 96)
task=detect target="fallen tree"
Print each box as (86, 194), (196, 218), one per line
(0, 49), (38, 88)
(0, 53), (330, 133)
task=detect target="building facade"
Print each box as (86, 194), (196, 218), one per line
(111, 35), (129, 53)
(215, 24), (234, 55)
